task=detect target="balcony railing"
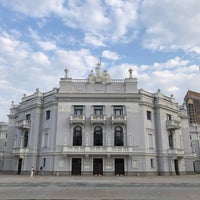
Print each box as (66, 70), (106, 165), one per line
(12, 147), (29, 156)
(69, 115), (86, 124)
(91, 115), (106, 124)
(167, 148), (184, 157)
(16, 120), (31, 129)
(166, 120), (180, 130)
(111, 115), (127, 124)
(62, 146), (134, 155)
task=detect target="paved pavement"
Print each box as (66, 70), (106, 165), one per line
(0, 174), (200, 199)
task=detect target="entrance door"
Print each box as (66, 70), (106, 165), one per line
(115, 158), (124, 175)
(71, 158), (81, 175)
(93, 158), (103, 175)
(174, 159), (180, 175)
(17, 158), (22, 175)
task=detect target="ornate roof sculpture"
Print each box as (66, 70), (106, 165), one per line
(87, 61), (111, 84)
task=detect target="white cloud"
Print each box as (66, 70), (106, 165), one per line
(0, 32), (19, 52)
(108, 63), (137, 79)
(1, 0), (140, 46)
(105, 0), (138, 38)
(53, 48), (98, 78)
(140, 0), (200, 54)
(167, 86), (179, 93)
(152, 57), (189, 70)
(37, 41), (57, 51)
(102, 50), (121, 60)
(1, 0), (65, 18)
(31, 51), (51, 66)
(84, 34), (106, 47)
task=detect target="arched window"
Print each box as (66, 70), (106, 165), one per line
(94, 126), (103, 146)
(73, 126), (82, 146)
(24, 131), (29, 147)
(114, 126), (123, 146)
(168, 130), (174, 149)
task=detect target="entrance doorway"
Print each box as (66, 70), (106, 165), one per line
(17, 158), (22, 175)
(71, 158), (81, 175)
(115, 158), (124, 175)
(93, 158), (103, 175)
(174, 159), (180, 175)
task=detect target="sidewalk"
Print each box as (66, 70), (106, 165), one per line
(0, 174), (200, 200)
(0, 174), (199, 184)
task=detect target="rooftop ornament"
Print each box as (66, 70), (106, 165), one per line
(87, 59), (111, 84)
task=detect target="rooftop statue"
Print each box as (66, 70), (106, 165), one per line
(102, 70), (111, 84)
(87, 61), (111, 84)
(88, 70), (95, 84)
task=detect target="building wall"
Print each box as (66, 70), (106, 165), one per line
(0, 122), (8, 171)
(3, 69), (196, 175)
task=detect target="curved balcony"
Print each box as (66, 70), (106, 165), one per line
(111, 115), (127, 124)
(167, 148), (184, 158)
(12, 147), (29, 157)
(16, 120), (31, 129)
(166, 120), (180, 130)
(91, 115), (106, 124)
(69, 115), (86, 124)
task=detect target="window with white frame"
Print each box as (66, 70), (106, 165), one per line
(73, 126), (82, 146)
(94, 126), (103, 146)
(113, 106), (123, 115)
(74, 106), (83, 115)
(94, 106), (103, 115)
(114, 126), (123, 146)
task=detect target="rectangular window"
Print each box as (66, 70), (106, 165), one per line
(188, 103), (195, 123)
(168, 131), (174, 149)
(43, 158), (46, 167)
(74, 106), (83, 115)
(46, 110), (51, 120)
(167, 114), (172, 120)
(151, 159), (154, 168)
(94, 106), (103, 115)
(147, 111), (152, 120)
(113, 106), (123, 115)
(26, 114), (31, 120)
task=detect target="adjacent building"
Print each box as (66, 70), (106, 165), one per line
(3, 64), (195, 176)
(0, 122), (8, 170)
(184, 90), (200, 171)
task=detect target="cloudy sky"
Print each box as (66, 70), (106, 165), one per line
(1, 0), (200, 122)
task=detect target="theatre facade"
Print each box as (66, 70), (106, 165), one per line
(4, 63), (195, 176)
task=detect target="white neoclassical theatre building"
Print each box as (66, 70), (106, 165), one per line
(4, 63), (196, 176)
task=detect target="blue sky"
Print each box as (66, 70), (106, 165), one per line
(1, 0), (200, 122)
